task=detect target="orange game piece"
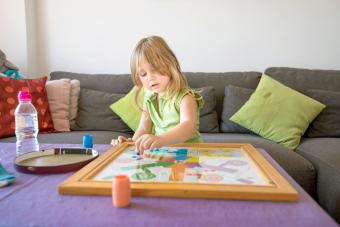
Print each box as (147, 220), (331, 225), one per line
(112, 175), (131, 208)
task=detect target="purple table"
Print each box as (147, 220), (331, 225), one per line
(0, 143), (338, 227)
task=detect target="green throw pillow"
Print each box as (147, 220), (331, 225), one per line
(110, 86), (145, 131)
(230, 74), (326, 150)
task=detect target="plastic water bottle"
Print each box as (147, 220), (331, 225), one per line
(15, 90), (39, 157)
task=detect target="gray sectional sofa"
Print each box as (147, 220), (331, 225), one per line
(1, 67), (339, 223)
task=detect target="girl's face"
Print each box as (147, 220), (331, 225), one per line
(137, 59), (170, 95)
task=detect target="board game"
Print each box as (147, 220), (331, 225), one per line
(94, 146), (270, 185)
(59, 143), (298, 201)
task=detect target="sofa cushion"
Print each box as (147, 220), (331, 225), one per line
(45, 79), (71, 132)
(0, 76), (55, 138)
(45, 79), (80, 131)
(221, 85), (254, 133)
(230, 75), (325, 150)
(305, 89), (340, 137)
(110, 86), (145, 132)
(72, 88), (132, 132)
(69, 79), (80, 128)
(202, 133), (316, 197)
(297, 138), (340, 222)
(196, 86), (219, 132)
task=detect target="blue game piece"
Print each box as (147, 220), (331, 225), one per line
(83, 134), (93, 148)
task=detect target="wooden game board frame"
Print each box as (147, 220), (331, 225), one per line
(59, 143), (298, 201)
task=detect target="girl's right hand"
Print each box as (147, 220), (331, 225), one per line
(110, 136), (132, 146)
(135, 134), (164, 155)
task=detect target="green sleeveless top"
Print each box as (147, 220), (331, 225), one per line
(144, 89), (203, 143)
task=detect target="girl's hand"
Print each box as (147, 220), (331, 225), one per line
(135, 134), (164, 154)
(110, 136), (132, 146)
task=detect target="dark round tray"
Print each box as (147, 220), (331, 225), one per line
(14, 148), (99, 174)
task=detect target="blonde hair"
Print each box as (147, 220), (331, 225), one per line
(130, 36), (189, 106)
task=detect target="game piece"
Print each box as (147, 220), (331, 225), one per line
(83, 134), (93, 148)
(112, 175), (131, 208)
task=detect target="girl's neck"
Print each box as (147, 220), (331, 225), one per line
(155, 91), (166, 97)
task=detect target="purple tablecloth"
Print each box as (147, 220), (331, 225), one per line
(0, 143), (338, 227)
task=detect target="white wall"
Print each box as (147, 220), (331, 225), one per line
(0, 0), (28, 75)
(2, 0), (340, 77)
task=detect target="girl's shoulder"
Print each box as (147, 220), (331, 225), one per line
(175, 88), (204, 110)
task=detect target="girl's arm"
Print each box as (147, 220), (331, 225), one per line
(158, 94), (197, 143)
(132, 105), (153, 141)
(111, 105), (152, 147)
(135, 94), (197, 153)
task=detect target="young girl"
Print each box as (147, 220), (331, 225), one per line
(112, 35), (203, 154)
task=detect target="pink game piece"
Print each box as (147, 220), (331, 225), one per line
(112, 175), (131, 208)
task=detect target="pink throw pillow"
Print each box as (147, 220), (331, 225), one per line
(0, 76), (55, 138)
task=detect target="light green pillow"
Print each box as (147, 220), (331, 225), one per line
(230, 74), (325, 150)
(110, 86), (144, 131)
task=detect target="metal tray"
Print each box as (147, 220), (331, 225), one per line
(14, 148), (98, 174)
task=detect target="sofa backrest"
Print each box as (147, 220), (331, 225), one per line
(50, 71), (262, 120)
(184, 72), (261, 117)
(265, 67), (340, 93)
(50, 71), (134, 94)
(50, 68), (340, 134)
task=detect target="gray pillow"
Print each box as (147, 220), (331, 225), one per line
(305, 89), (340, 137)
(196, 86), (219, 133)
(72, 88), (132, 132)
(221, 85), (254, 133)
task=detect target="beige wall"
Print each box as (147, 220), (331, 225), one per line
(2, 0), (340, 78)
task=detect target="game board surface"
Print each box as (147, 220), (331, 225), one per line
(94, 146), (271, 186)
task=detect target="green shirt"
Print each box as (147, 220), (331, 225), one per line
(144, 89), (203, 143)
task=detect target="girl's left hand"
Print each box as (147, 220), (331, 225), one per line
(135, 134), (164, 154)
(110, 136), (132, 146)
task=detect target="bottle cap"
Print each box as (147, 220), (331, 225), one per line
(112, 175), (131, 208)
(82, 134), (93, 148)
(18, 90), (32, 101)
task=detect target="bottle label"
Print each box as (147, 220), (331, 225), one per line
(16, 116), (34, 127)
